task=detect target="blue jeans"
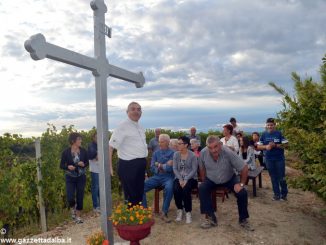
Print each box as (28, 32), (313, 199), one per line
(266, 158), (288, 198)
(142, 174), (174, 214)
(91, 172), (100, 208)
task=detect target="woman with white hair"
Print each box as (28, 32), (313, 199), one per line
(190, 138), (202, 157)
(169, 138), (178, 151)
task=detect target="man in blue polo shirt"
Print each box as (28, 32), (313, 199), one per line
(257, 118), (288, 201)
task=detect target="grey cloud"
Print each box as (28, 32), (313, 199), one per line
(11, 0), (325, 136)
(143, 1), (322, 88)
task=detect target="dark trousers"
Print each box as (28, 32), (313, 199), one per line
(65, 174), (86, 210)
(118, 158), (147, 206)
(199, 176), (249, 222)
(173, 178), (198, 212)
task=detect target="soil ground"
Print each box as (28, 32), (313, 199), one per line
(28, 169), (326, 245)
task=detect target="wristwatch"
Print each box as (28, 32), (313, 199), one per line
(240, 183), (244, 187)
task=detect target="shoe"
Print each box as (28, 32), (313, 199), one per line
(71, 208), (76, 220)
(93, 207), (101, 213)
(280, 196), (287, 201)
(160, 213), (171, 223)
(200, 215), (217, 229)
(175, 209), (183, 222)
(185, 212), (192, 224)
(239, 219), (254, 231)
(272, 195), (280, 201)
(75, 217), (83, 224)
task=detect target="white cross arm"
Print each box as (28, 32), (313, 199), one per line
(108, 64), (145, 88)
(24, 33), (97, 73)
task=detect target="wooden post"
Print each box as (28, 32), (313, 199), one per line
(35, 138), (47, 232)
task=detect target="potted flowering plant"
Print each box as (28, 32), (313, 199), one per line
(110, 202), (154, 245)
(86, 230), (109, 245)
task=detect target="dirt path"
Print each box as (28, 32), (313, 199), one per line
(30, 170), (326, 245)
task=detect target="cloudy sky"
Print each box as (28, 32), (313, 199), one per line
(0, 0), (325, 136)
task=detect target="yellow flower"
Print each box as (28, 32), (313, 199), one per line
(111, 203), (152, 225)
(86, 230), (105, 245)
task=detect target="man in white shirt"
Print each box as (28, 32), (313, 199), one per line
(109, 102), (148, 205)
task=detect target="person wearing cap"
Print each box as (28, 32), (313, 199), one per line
(221, 124), (240, 153)
(230, 117), (243, 136)
(198, 135), (253, 231)
(257, 118), (288, 201)
(109, 102), (148, 206)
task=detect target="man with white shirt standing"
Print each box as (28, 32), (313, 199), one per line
(109, 102), (148, 206)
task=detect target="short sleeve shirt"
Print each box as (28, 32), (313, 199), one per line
(258, 130), (287, 161)
(109, 118), (148, 160)
(199, 146), (245, 184)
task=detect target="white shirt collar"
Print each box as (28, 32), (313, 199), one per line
(127, 117), (139, 125)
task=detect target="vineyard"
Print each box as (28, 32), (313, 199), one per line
(1, 60), (326, 238)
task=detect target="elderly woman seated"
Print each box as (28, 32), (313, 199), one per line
(169, 138), (178, 151)
(142, 134), (175, 222)
(190, 138), (202, 157)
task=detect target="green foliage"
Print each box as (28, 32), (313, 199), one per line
(269, 57), (326, 201)
(0, 134), (38, 228)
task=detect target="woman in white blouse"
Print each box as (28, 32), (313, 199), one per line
(221, 124), (239, 153)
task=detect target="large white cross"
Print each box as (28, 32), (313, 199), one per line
(24, 0), (145, 243)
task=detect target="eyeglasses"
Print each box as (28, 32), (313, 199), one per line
(178, 142), (185, 145)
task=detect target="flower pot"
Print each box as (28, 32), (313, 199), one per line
(115, 220), (155, 245)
